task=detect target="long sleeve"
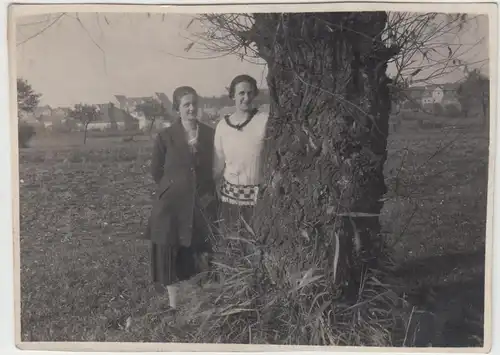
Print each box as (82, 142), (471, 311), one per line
(258, 131), (270, 186)
(151, 132), (166, 184)
(212, 122), (225, 183)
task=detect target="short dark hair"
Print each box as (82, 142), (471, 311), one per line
(172, 86), (198, 111)
(228, 75), (259, 99)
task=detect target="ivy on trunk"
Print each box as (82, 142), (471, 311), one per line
(250, 12), (396, 295)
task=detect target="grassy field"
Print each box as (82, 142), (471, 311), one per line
(18, 118), (489, 345)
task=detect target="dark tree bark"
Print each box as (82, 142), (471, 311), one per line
(148, 116), (157, 134)
(482, 91), (489, 131)
(108, 103), (118, 131)
(250, 12), (394, 295)
(83, 122), (89, 145)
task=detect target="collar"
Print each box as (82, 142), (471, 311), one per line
(225, 108), (258, 131)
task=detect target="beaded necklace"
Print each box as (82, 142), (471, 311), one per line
(224, 108), (258, 131)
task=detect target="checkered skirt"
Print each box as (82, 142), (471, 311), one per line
(220, 178), (259, 206)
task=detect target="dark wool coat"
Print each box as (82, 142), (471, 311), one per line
(145, 118), (217, 247)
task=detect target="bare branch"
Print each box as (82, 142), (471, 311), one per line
(16, 13), (66, 46)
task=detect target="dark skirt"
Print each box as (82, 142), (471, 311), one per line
(150, 201), (215, 287)
(150, 244), (203, 286)
(150, 244), (178, 286)
(218, 201), (255, 234)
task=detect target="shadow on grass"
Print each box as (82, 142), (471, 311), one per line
(390, 250), (485, 347)
(392, 249), (485, 280)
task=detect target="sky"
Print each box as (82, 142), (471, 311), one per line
(15, 12), (489, 108)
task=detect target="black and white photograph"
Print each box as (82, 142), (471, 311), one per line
(11, 2), (495, 351)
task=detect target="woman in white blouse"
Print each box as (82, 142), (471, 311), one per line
(213, 74), (269, 232)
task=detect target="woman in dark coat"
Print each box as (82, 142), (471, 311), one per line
(145, 86), (216, 310)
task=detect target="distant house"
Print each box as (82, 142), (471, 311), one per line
(19, 105), (69, 130)
(113, 95), (153, 130)
(114, 95), (152, 113)
(202, 95), (233, 109)
(402, 86), (425, 110)
(24, 105), (53, 128)
(203, 106), (219, 119)
(52, 107), (71, 117)
(113, 93), (175, 131)
(114, 95), (128, 111)
(50, 107), (70, 125)
(33, 105), (52, 119)
(402, 83), (459, 111)
(437, 83), (461, 110)
(425, 83), (459, 105)
(155, 92), (175, 116)
(85, 103), (138, 131)
(114, 93), (173, 113)
(421, 90), (433, 106)
(39, 114), (65, 130)
(19, 111), (43, 127)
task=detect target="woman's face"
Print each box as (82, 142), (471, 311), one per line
(233, 81), (256, 113)
(178, 94), (198, 122)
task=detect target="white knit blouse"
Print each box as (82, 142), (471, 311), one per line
(213, 111), (269, 187)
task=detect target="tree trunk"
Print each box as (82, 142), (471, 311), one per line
(148, 117), (157, 134)
(108, 103), (118, 131)
(251, 13), (394, 294)
(482, 94), (488, 131)
(83, 123), (89, 145)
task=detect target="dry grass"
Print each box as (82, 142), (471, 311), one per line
(19, 121), (488, 345)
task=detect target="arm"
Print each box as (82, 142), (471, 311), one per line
(258, 115), (270, 186)
(212, 122), (225, 190)
(151, 132), (166, 185)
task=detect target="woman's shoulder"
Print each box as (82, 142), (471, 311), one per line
(255, 110), (269, 120)
(253, 110), (270, 127)
(158, 119), (180, 135)
(215, 116), (228, 131)
(154, 120), (180, 146)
